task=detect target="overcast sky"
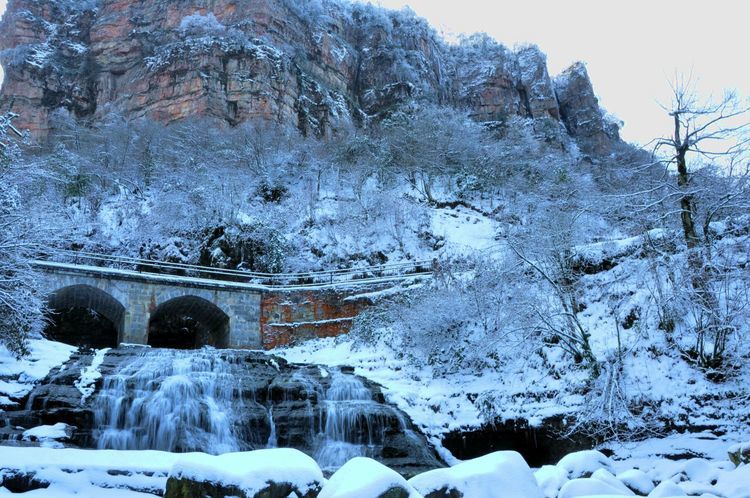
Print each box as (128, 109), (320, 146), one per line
(1, 0), (747, 145)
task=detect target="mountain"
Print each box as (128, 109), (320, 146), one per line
(0, 0), (618, 154)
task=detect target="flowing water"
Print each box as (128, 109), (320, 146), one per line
(79, 347), (440, 473)
(94, 349), (242, 453)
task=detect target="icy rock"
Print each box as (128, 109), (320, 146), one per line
(320, 457), (422, 498)
(557, 450), (616, 479)
(617, 469), (655, 495)
(728, 442), (750, 465)
(558, 477), (633, 497)
(535, 464), (569, 498)
(648, 480), (686, 497)
(164, 448), (323, 498)
(408, 451), (543, 498)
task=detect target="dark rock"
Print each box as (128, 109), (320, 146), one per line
(164, 476), (320, 498)
(554, 62), (619, 155)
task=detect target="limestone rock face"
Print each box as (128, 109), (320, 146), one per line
(554, 62), (619, 155)
(0, 0), (618, 154)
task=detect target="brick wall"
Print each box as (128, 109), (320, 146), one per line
(259, 288), (373, 349)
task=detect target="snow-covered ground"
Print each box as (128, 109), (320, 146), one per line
(1, 440), (750, 496)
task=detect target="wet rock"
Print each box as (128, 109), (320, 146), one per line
(2, 347), (443, 475)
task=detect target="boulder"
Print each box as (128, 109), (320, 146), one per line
(556, 449), (616, 479)
(319, 457), (421, 498)
(164, 448), (324, 498)
(408, 451), (544, 498)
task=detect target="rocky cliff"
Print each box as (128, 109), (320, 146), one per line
(0, 0), (619, 154)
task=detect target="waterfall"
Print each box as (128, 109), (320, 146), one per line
(64, 347), (442, 474)
(315, 371), (402, 472)
(94, 349), (240, 454)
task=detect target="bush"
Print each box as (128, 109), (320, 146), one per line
(198, 222), (287, 273)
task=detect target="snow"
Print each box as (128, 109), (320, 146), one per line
(74, 347), (110, 402)
(430, 205), (499, 255)
(647, 480), (686, 497)
(408, 451), (544, 498)
(557, 451), (616, 479)
(22, 423), (72, 446)
(616, 469), (654, 495)
(169, 448), (323, 496)
(319, 457), (420, 498)
(558, 477), (632, 498)
(0, 446), (183, 496)
(0, 339), (75, 408)
(536, 464), (570, 498)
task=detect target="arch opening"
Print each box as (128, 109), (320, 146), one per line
(147, 296), (230, 349)
(45, 285), (125, 348)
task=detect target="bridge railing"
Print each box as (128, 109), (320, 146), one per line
(37, 248), (433, 288)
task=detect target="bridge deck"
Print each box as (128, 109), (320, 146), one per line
(33, 259), (430, 291)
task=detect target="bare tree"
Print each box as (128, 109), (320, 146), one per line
(0, 113), (47, 355)
(653, 78), (750, 367)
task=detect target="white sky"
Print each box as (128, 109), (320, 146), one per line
(1, 0), (748, 145)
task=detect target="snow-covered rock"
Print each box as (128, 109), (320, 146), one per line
(0, 339), (75, 408)
(557, 450), (616, 479)
(589, 469), (634, 495)
(408, 451), (543, 498)
(165, 448), (324, 498)
(319, 457), (421, 498)
(22, 423), (74, 446)
(616, 469), (654, 495)
(535, 464), (569, 498)
(558, 477), (633, 498)
(714, 464), (750, 498)
(647, 480), (686, 497)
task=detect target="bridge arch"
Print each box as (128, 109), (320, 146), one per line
(46, 284), (126, 348)
(147, 295), (230, 349)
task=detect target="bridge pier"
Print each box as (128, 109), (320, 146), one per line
(121, 310), (149, 346)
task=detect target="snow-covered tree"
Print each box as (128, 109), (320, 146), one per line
(0, 114), (46, 356)
(652, 79), (750, 368)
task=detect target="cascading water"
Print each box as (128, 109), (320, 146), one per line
(19, 346), (445, 474)
(314, 371), (403, 472)
(94, 349), (243, 453)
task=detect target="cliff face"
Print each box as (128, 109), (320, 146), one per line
(0, 0), (618, 153)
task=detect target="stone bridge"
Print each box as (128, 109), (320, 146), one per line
(34, 255), (430, 349)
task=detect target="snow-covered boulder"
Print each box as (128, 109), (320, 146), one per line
(319, 457), (421, 498)
(558, 477), (633, 498)
(164, 448), (323, 498)
(714, 464), (750, 498)
(535, 464), (569, 498)
(21, 423), (75, 447)
(648, 480), (686, 497)
(408, 451), (543, 498)
(557, 450), (615, 479)
(589, 469), (634, 495)
(616, 469), (655, 495)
